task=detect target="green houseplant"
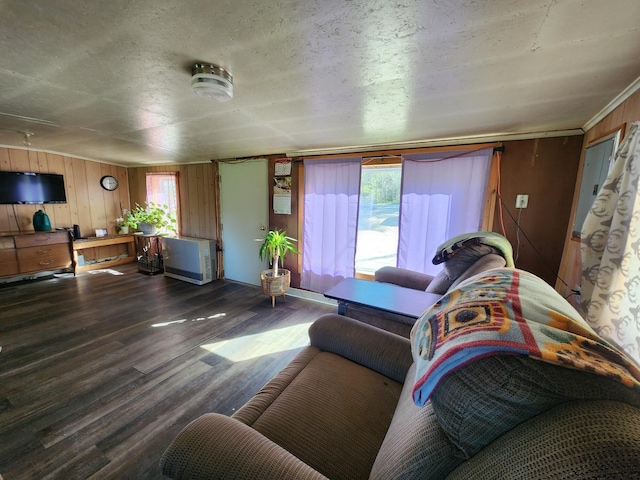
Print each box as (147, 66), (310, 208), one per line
(258, 229), (299, 307)
(115, 209), (137, 234)
(130, 202), (177, 235)
(258, 229), (299, 277)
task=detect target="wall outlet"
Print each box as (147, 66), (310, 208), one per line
(516, 194), (529, 209)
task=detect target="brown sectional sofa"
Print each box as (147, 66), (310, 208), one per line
(160, 314), (640, 480)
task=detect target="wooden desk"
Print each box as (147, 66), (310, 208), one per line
(324, 277), (442, 337)
(73, 234), (136, 274)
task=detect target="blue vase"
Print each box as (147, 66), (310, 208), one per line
(33, 210), (51, 231)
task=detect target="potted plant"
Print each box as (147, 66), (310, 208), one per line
(258, 229), (299, 307)
(130, 202), (177, 235)
(115, 209), (137, 234)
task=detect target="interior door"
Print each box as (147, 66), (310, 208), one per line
(573, 133), (619, 237)
(219, 159), (268, 285)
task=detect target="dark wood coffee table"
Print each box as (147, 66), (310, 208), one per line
(324, 278), (442, 337)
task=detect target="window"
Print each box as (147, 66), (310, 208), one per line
(146, 172), (180, 234)
(355, 163), (402, 274)
(301, 147), (496, 292)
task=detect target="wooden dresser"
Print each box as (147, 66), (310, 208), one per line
(0, 231), (73, 278)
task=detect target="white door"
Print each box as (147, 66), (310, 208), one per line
(220, 159), (269, 285)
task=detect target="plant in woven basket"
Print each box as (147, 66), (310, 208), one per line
(258, 229), (299, 277)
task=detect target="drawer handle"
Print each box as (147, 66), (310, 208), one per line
(39, 260), (55, 266)
(37, 249), (52, 255)
(35, 237), (50, 242)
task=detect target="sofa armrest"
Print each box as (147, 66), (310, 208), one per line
(375, 266), (434, 291)
(309, 314), (414, 383)
(160, 413), (329, 480)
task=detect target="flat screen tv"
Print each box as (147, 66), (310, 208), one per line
(0, 171), (67, 204)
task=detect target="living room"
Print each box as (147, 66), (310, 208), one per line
(2, 1), (640, 478)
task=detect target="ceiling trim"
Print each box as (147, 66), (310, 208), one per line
(0, 143), (130, 168)
(0, 143), (217, 169)
(286, 129), (584, 158)
(582, 75), (640, 133)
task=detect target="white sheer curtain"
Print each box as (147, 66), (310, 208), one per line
(397, 148), (493, 275)
(301, 157), (362, 293)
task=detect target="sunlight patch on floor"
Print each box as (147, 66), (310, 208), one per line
(87, 269), (125, 276)
(151, 313), (226, 328)
(200, 322), (313, 362)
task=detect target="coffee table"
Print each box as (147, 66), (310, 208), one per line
(324, 278), (442, 337)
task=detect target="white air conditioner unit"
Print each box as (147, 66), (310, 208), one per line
(162, 236), (217, 285)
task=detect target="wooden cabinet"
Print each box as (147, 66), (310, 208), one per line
(0, 236), (19, 276)
(0, 231), (73, 278)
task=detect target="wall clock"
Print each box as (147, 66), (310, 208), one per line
(100, 175), (119, 191)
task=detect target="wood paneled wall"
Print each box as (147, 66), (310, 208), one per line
(0, 147), (129, 234)
(127, 163), (218, 241)
(267, 156), (301, 286)
(557, 88), (640, 304)
(494, 137), (583, 285)
(0, 152), (219, 268)
(0, 147), (130, 260)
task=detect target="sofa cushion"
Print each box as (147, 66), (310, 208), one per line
(447, 252), (506, 290)
(446, 400), (640, 480)
(370, 364), (464, 480)
(249, 351), (403, 480)
(430, 354), (640, 459)
(424, 269), (451, 294)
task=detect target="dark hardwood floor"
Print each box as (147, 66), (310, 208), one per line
(0, 264), (335, 479)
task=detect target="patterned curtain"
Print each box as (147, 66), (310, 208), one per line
(581, 121), (640, 366)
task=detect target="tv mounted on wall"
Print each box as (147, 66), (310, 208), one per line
(0, 171), (67, 204)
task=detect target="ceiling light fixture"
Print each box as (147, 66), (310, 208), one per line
(191, 64), (233, 101)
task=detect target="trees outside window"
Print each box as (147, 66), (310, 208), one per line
(355, 164), (401, 273)
(146, 172), (179, 235)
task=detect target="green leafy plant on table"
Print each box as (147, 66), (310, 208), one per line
(130, 202), (177, 235)
(116, 209), (138, 230)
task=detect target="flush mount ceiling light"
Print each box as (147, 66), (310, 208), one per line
(191, 64), (233, 101)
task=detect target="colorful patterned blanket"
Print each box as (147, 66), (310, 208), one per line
(411, 268), (640, 406)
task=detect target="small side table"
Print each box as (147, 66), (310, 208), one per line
(134, 234), (163, 275)
(324, 278), (441, 337)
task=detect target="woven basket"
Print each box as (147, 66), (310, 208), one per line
(260, 269), (291, 307)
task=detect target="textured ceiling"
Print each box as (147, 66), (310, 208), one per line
(0, 0), (639, 166)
